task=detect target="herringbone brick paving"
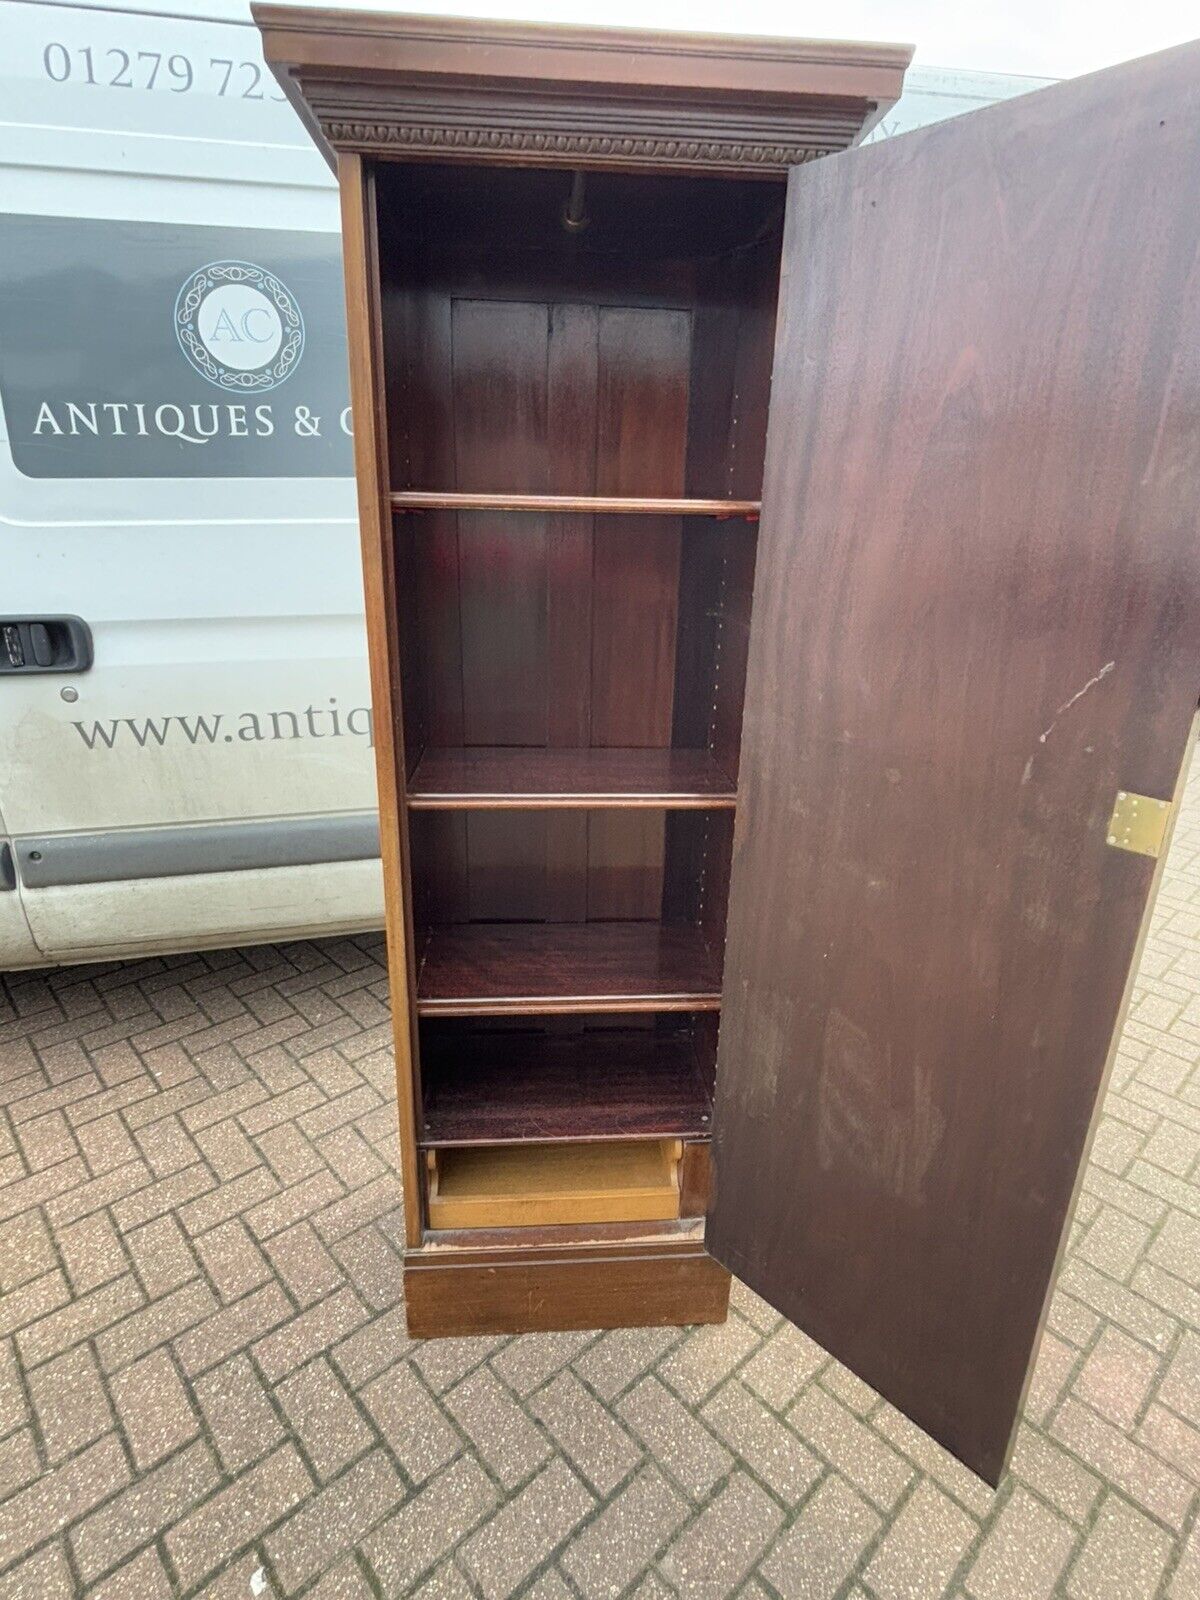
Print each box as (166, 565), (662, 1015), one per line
(5, 765), (1200, 1596)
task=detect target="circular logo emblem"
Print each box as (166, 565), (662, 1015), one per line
(174, 261), (304, 392)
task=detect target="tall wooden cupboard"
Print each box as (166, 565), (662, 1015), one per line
(256, 8), (1200, 1484)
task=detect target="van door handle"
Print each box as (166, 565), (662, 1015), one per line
(0, 617), (93, 674)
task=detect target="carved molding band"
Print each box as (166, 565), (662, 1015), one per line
(324, 119), (834, 170)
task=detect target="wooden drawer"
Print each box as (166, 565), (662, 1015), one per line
(426, 1139), (683, 1230)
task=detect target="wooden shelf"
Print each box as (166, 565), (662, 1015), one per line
(420, 1025), (714, 1145)
(392, 491), (760, 519)
(416, 922), (723, 1017)
(407, 747), (737, 809)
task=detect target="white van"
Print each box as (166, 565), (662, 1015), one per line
(0, 0), (1049, 969)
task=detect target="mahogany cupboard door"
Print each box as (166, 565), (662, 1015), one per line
(706, 40), (1200, 1485)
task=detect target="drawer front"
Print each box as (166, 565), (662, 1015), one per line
(426, 1139), (683, 1230)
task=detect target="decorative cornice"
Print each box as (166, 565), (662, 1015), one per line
(309, 75), (865, 174)
(256, 7), (912, 178)
(256, 4), (912, 74)
(323, 119), (833, 172)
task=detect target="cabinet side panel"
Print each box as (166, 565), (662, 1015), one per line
(666, 236), (778, 943)
(710, 234), (778, 776)
(338, 154), (423, 1247)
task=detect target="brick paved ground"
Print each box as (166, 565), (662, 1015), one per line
(4, 768), (1200, 1597)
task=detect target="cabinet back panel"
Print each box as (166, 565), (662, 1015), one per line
(376, 163), (785, 299)
(385, 284), (462, 767)
(590, 307), (690, 749)
(382, 162), (780, 944)
(410, 809), (717, 930)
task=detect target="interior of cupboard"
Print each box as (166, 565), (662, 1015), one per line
(374, 162), (783, 1223)
(420, 1014), (717, 1146)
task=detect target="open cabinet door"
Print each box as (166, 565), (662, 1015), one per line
(707, 40), (1200, 1485)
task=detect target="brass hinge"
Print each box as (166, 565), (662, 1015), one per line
(1107, 790), (1172, 858)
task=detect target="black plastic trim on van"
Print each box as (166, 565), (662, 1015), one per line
(14, 813), (381, 889)
(0, 617), (92, 674)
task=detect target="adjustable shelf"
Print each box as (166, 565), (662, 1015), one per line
(407, 747), (738, 809)
(415, 922), (724, 1016)
(420, 1023), (714, 1145)
(391, 491), (761, 519)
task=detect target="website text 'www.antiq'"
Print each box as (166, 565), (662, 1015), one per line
(71, 702), (374, 751)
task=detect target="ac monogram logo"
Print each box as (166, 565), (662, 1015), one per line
(206, 304), (277, 347)
(174, 261), (305, 392)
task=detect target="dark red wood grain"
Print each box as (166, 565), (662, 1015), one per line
(416, 922), (723, 1015)
(404, 1246), (730, 1337)
(453, 298), (550, 747)
(407, 747), (737, 807)
(708, 41), (1200, 1486)
(420, 1022), (714, 1144)
(544, 302), (599, 922)
(590, 308), (690, 750)
(380, 170), (768, 938)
